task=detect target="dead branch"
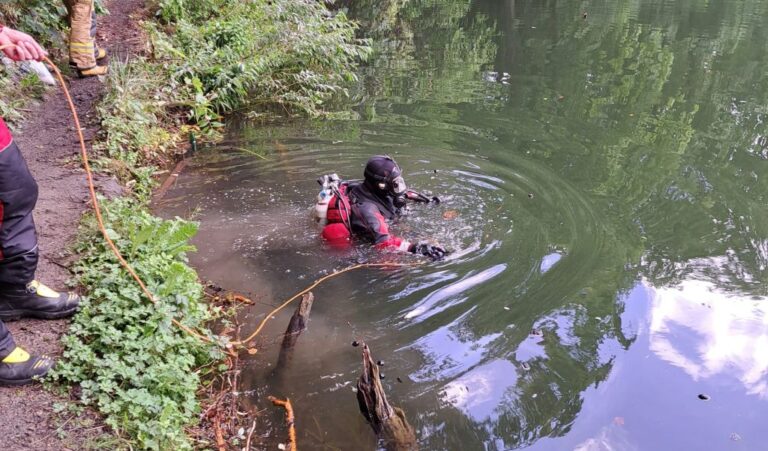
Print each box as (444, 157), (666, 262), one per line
(357, 344), (417, 451)
(214, 412), (226, 451)
(245, 419), (258, 450)
(268, 396), (297, 451)
(275, 292), (314, 371)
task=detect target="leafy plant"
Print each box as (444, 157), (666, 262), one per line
(50, 198), (223, 450)
(95, 59), (178, 179)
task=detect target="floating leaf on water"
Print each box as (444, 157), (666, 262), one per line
(442, 210), (459, 220)
(247, 348), (258, 355)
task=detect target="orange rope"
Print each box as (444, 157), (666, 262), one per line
(268, 396), (297, 451)
(231, 262), (418, 347)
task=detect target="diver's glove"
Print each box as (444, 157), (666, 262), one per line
(408, 241), (447, 260)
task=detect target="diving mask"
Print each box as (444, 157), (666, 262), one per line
(391, 175), (407, 194)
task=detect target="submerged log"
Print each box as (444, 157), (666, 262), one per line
(275, 292), (314, 371)
(356, 344), (418, 451)
(152, 158), (189, 204)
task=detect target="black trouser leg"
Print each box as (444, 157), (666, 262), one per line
(0, 320), (15, 359)
(0, 140), (39, 286)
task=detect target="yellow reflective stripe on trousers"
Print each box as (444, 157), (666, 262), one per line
(70, 42), (94, 49)
(70, 44), (95, 55)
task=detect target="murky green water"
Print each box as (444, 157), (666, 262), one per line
(158, 0), (768, 449)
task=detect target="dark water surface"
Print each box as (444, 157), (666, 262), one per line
(158, 0), (768, 449)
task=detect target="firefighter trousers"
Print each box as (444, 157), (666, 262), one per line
(65, 0), (99, 69)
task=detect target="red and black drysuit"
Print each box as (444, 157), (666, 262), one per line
(0, 118), (39, 359)
(322, 180), (412, 251)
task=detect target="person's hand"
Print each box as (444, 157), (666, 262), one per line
(409, 241), (447, 260)
(0, 26), (47, 61)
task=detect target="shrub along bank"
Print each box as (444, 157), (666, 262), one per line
(47, 0), (369, 449)
(97, 0), (370, 177)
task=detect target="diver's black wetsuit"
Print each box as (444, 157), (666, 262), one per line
(345, 181), (410, 250)
(321, 155), (445, 260)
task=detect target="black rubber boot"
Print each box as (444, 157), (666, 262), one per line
(0, 347), (53, 386)
(0, 281), (80, 321)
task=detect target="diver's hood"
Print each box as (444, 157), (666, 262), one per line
(364, 155), (407, 195)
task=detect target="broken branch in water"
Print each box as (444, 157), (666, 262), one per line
(269, 396), (297, 451)
(357, 343), (418, 450)
(245, 418), (258, 450)
(230, 293), (255, 304)
(275, 292), (314, 372)
(214, 412), (226, 451)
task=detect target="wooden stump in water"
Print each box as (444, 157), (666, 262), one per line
(356, 344), (418, 451)
(275, 292), (314, 372)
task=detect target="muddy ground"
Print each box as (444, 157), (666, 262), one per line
(0, 1), (147, 449)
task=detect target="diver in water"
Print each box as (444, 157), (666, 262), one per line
(318, 155), (446, 260)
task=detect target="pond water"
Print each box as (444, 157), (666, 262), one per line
(157, 0), (768, 449)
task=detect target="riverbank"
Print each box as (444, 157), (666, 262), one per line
(1, 0), (369, 448)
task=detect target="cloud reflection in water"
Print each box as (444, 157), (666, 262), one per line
(649, 278), (768, 398)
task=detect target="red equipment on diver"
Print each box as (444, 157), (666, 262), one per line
(314, 174), (353, 245)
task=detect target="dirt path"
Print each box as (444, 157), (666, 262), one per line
(0, 1), (147, 449)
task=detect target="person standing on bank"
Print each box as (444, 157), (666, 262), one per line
(0, 25), (81, 385)
(65, 0), (108, 77)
